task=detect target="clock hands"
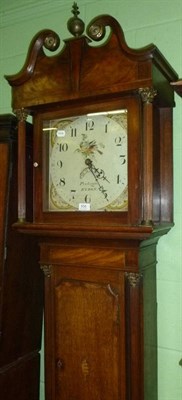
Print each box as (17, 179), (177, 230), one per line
(84, 158), (109, 201)
(85, 158), (109, 182)
(76, 134), (110, 201)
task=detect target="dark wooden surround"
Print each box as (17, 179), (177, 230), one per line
(0, 115), (44, 400)
(5, 5), (178, 400)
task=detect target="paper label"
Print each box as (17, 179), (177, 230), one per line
(79, 203), (91, 211)
(57, 130), (65, 137)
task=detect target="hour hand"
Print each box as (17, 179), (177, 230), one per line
(85, 158), (109, 183)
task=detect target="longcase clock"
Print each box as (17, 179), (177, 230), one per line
(5, 4), (178, 400)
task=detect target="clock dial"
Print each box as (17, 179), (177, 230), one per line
(43, 110), (128, 212)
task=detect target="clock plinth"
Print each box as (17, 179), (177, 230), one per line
(5, 5), (177, 400)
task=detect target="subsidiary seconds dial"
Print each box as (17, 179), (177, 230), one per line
(44, 110), (128, 212)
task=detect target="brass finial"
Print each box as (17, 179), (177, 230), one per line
(71, 2), (80, 18)
(67, 2), (85, 37)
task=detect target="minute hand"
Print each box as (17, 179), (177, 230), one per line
(85, 158), (109, 201)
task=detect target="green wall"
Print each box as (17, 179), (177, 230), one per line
(0, 1), (182, 399)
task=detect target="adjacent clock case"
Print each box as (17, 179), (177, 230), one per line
(0, 115), (43, 400)
(5, 13), (178, 233)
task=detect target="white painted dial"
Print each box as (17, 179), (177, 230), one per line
(44, 110), (128, 212)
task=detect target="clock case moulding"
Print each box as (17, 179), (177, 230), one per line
(5, 12), (178, 240)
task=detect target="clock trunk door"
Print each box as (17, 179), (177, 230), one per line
(45, 265), (126, 400)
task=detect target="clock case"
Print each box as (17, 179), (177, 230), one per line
(5, 13), (178, 236)
(5, 10), (178, 400)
